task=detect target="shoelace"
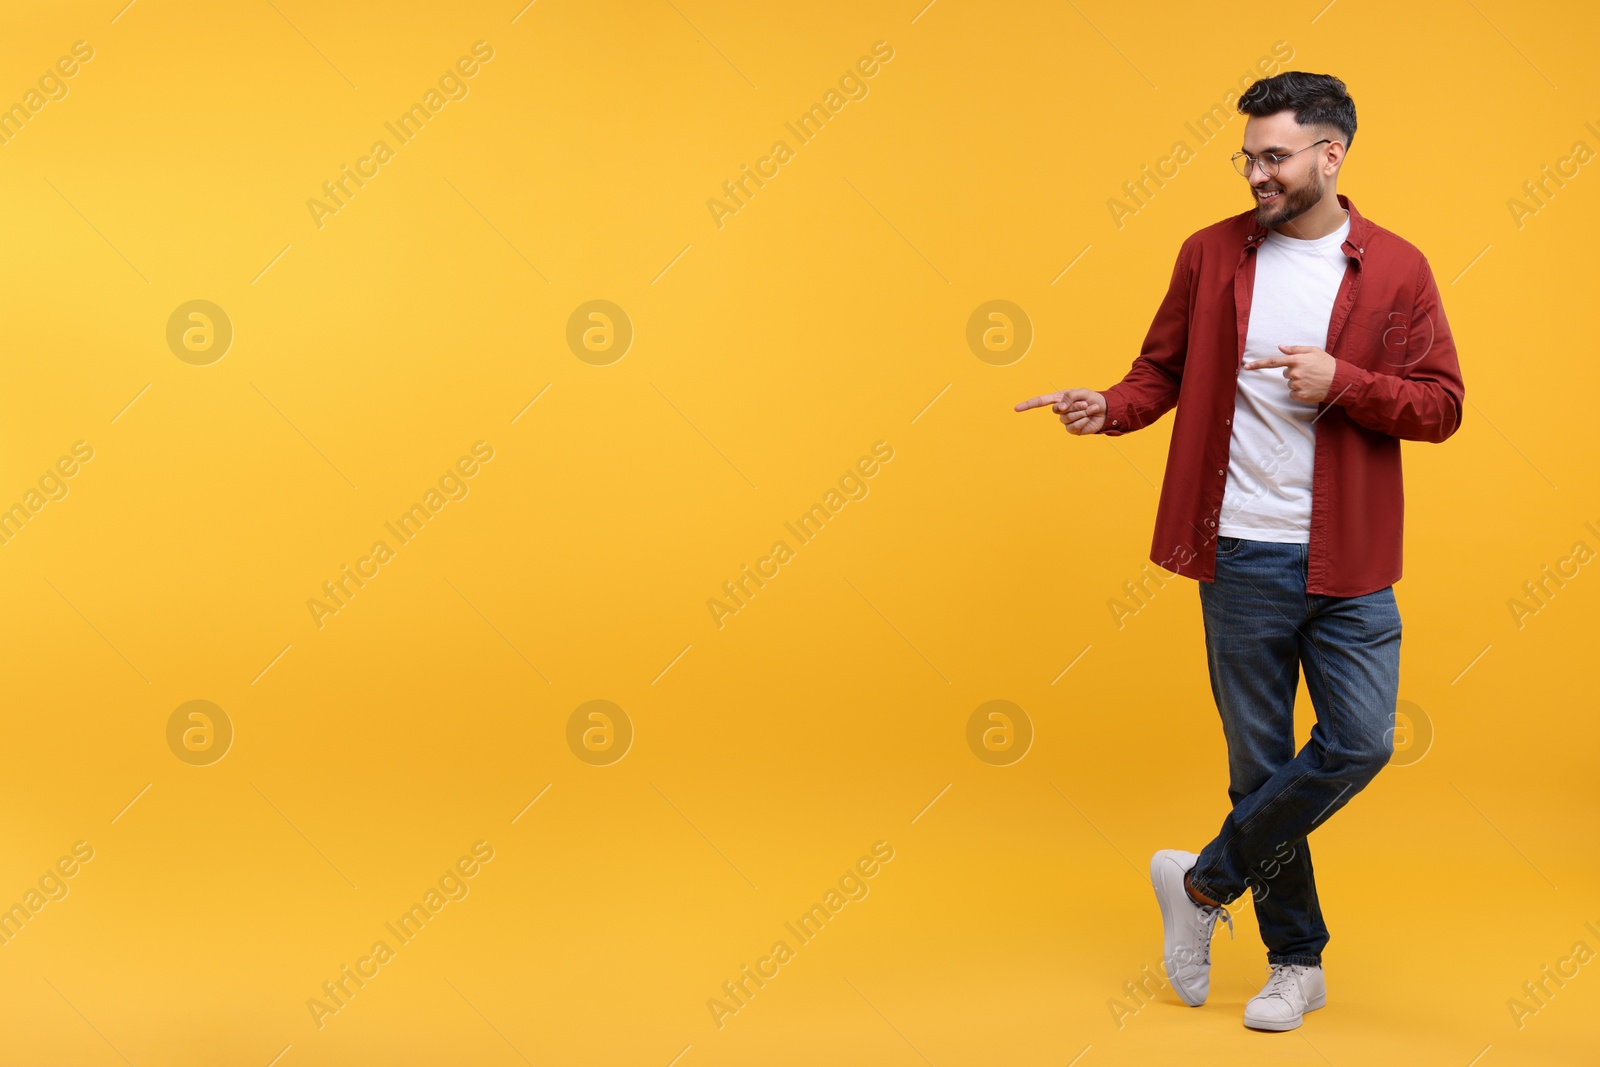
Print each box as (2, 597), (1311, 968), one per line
(1193, 904), (1234, 964)
(1257, 964), (1309, 1001)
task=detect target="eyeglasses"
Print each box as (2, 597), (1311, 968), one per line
(1231, 139), (1332, 179)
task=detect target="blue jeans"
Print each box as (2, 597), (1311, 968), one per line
(1187, 536), (1402, 967)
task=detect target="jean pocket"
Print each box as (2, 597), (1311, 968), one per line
(1215, 535), (1246, 558)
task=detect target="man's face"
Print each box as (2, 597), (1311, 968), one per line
(1241, 112), (1331, 231)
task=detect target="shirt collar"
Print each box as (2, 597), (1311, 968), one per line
(1245, 193), (1370, 259)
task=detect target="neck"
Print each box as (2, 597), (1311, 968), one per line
(1274, 191), (1346, 240)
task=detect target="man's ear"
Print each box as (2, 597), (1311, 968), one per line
(1322, 134), (1346, 173)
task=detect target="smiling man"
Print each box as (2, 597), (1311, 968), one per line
(1015, 72), (1465, 1031)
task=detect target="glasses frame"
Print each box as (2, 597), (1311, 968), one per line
(1231, 139), (1333, 179)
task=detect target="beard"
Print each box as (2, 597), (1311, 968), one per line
(1253, 167), (1324, 231)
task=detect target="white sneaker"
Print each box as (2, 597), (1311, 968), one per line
(1149, 849), (1234, 1006)
(1243, 963), (1327, 1031)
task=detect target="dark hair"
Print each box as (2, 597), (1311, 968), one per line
(1238, 71), (1356, 151)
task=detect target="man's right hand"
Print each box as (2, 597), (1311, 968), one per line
(1014, 389), (1107, 435)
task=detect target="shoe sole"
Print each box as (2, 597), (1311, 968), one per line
(1149, 850), (1204, 1008)
(1243, 990), (1327, 1031)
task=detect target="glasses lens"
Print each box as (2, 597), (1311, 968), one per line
(1235, 154), (1276, 178)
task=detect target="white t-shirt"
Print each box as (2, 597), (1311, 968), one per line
(1218, 212), (1351, 543)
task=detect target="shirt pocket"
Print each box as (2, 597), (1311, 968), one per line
(1343, 306), (1416, 370)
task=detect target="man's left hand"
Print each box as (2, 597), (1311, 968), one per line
(1242, 345), (1337, 403)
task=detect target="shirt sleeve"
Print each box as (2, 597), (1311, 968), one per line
(1099, 238), (1192, 436)
(1324, 255), (1465, 443)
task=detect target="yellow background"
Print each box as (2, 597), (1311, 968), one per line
(1, 1), (1595, 1063)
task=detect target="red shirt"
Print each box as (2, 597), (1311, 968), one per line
(1098, 193), (1464, 597)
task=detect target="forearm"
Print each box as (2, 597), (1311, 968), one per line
(1325, 359), (1463, 442)
(1100, 363), (1182, 436)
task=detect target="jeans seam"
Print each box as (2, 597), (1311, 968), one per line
(1302, 616), (1347, 754)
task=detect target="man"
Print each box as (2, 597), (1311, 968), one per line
(1016, 71), (1464, 1031)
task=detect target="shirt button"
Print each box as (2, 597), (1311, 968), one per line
(1217, 470), (1224, 476)
(1208, 520), (1216, 527)
(1112, 420), (1119, 426)
(1224, 418), (1230, 424)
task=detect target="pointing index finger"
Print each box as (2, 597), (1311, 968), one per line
(1014, 394), (1061, 412)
